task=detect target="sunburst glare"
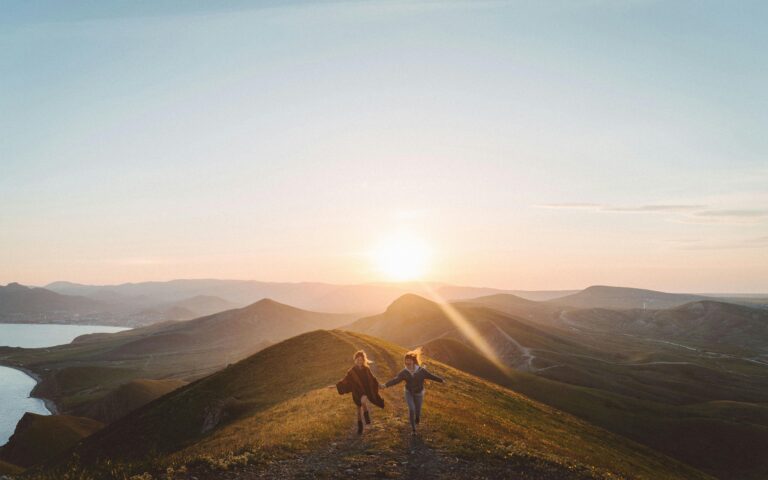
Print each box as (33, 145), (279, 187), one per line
(372, 232), (431, 282)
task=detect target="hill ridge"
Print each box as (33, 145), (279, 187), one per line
(42, 329), (711, 480)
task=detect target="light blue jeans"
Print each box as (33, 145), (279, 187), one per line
(405, 390), (424, 430)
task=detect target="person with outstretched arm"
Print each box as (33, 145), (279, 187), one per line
(381, 348), (444, 435)
(333, 350), (385, 435)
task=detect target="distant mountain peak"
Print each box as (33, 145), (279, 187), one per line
(3, 282), (30, 291)
(550, 285), (710, 310)
(674, 299), (746, 313)
(250, 297), (292, 309)
(582, 285), (656, 293)
(385, 293), (440, 314)
(238, 298), (313, 316)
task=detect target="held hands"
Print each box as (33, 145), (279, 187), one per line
(379, 383), (387, 389)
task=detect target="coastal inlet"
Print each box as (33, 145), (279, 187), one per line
(0, 323), (129, 445)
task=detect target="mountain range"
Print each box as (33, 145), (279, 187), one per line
(16, 331), (709, 480)
(1, 299), (354, 420)
(1, 286), (768, 479)
(2, 280), (766, 327)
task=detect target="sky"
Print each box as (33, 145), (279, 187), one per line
(1, 0), (767, 292)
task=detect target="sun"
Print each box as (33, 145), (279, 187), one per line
(372, 232), (431, 282)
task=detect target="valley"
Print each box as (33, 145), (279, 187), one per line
(1, 285), (767, 479)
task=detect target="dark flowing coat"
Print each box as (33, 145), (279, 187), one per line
(336, 365), (385, 408)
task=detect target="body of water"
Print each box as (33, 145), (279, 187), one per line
(0, 323), (130, 445)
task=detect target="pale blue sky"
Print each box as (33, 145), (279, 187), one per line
(1, 1), (767, 291)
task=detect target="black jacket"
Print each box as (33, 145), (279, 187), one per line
(385, 366), (443, 394)
(336, 365), (385, 408)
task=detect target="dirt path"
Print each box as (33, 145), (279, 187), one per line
(193, 389), (470, 479)
(185, 363), (541, 480)
(490, 321), (536, 371)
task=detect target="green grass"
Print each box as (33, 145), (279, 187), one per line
(34, 330), (711, 480)
(0, 413), (103, 468)
(83, 378), (187, 423)
(424, 337), (768, 480)
(0, 459), (23, 475)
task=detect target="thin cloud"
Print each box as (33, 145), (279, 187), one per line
(693, 210), (768, 218)
(603, 204), (705, 213)
(534, 203), (705, 213)
(677, 236), (768, 250)
(673, 210), (768, 225)
(534, 203), (768, 225)
(533, 203), (602, 209)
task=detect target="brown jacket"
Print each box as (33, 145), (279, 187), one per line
(336, 365), (385, 408)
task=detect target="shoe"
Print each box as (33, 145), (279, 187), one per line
(364, 411), (371, 424)
(357, 420), (364, 435)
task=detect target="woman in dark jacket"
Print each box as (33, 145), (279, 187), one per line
(382, 348), (444, 435)
(335, 350), (385, 435)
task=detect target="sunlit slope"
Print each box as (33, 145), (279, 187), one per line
(0, 299), (353, 418)
(423, 337), (768, 480)
(455, 292), (563, 324)
(348, 295), (768, 405)
(347, 294), (599, 369)
(62, 330), (709, 480)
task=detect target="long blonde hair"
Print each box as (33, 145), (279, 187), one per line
(353, 350), (371, 367)
(404, 347), (423, 366)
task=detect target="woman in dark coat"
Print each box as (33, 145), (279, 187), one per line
(335, 350), (385, 435)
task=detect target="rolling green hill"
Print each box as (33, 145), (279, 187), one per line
(346, 293), (599, 368)
(82, 378), (187, 424)
(423, 337), (768, 480)
(0, 413), (103, 468)
(455, 292), (563, 324)
(562, 301), (768, 353)
(347, 295), (768, 406)
(0, 299), (354, 419)
(0, 459), (23, 475)
(35, 330), (709, 480)
(548, 286), (711, 310)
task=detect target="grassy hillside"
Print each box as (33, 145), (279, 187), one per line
(456, 292), (563, 324)
(458, 293), (768, 355)
(347, 295), (768, 405)
(164, 295), (239, 318)
(82, 378), (187, 423)
(548, 286), (712, 310)
(0, 413), (103, 468)
(423, 337), (768, 480)
(0, 299), (353, 418)
(562, 301), (768, 353)
(347, 293), (599, 365)
(0, 459), (23, 475)
(35, 330), (710, 480)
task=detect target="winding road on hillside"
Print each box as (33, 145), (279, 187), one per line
(490, 321), (536, 371)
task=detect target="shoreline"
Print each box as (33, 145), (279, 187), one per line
(0, 321), (134, 329)
(0, 364), (59, 415)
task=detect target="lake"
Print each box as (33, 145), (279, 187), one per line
(0, 323), (129, 445)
